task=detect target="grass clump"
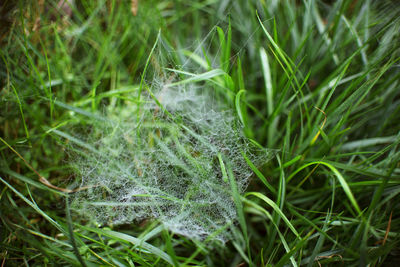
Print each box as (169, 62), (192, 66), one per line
(1, 0), (400, 266)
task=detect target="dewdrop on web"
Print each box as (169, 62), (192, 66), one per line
(70, 36), (272, 242)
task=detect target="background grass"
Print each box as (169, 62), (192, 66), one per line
(1, 0), (400, 266)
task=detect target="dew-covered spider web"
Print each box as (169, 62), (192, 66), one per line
(70, 31), (272, 242)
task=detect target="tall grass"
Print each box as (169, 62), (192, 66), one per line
(1, 0), (400, 266)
